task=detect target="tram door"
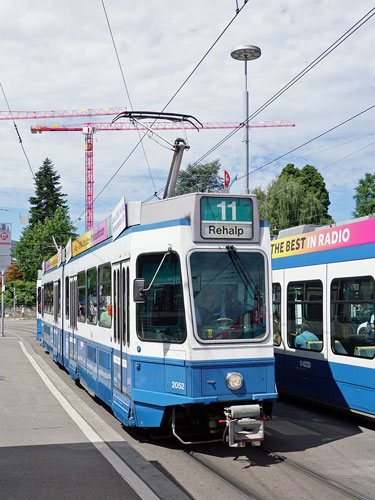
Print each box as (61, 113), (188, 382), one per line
(113, 260), (130, 394)
(69, 276), (78, 362)
(53, 280), (60, 359)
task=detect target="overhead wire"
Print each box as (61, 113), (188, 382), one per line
(190, 6), (375, 166)
(258, 139), (375, 219)
(246, 104), (375, 177)
(101, 0), (156, 194)
(292, 132), (375, 159)
(235, 105), (375, 227)
(146, 104), (375, 202)
(258, 138), (375, 229)
(0, 82), (35, 181)
(142, 7), (375, 202)
(75, 4), (374, 223)
(157, 0), (250, 116)
(72, 1), (250, 224)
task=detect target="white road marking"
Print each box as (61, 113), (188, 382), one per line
(19, 341), (158, 500)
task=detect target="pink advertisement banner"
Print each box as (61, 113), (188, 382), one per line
(271, 218), (375, 259)
(72, 216), (112, 258)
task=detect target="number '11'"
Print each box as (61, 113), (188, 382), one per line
(216, 201), (237, 221)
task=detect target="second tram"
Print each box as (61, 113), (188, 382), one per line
(272, 216), (375, 418)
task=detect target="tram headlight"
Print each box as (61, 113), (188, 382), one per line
(226, 372), (243, 391)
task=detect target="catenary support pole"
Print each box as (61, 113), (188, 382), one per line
(1, 270), (5, 336)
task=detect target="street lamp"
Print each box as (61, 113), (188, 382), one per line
(231, 45), (261, 194)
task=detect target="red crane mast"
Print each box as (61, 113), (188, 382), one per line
(31, 120), (295, 231)
(0, 107), (295, 231)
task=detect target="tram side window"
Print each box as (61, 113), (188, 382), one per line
(44, 285), (48, 314)
(53, 280), (61, 321)
(37, 287), (41, 315)
(136, 252), (186, 343)
(331, 276), (375, 358)
(57, 280), (61, 317)
(273, 283), (281, 346)
(87, 267), (98, 324)
(287, 280), (323, 350)
(65, 276), (69, 319)
(78, 271), (86, 322)
(43, 281), (53, 314)
(99, 264), (112, 328)
(42, 286), (46, 314)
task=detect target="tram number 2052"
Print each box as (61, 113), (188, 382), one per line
(171, 381), (185, 390)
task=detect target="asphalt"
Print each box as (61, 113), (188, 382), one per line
(0, 320), (190, 500)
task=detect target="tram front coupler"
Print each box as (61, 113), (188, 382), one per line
(223, 404), (265, 448)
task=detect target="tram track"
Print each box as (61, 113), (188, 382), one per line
(186, 449), (261, 500)
(263, 448), (373, 500)
(179, 441), (374, 500)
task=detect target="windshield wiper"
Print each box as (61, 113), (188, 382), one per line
(226, 245), (262, 303)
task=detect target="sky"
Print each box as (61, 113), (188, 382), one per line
(0, 0), (374, 241)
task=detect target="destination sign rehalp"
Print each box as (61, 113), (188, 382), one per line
(201, 197), (253, 239)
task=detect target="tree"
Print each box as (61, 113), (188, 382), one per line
(3, 281), (36, 307)
(5, 264), (24, 282)
(279, 163), (332, 220)
(255, 177), (328, 233)
(28, 158), (68, 227)
(353, 173), (375, 217)
(300, 164), (331, 216)
(13, 207), (77, 281)
(279, 163), (300, 179)
(175, 160), (221, 196)
(254, 162), (334, 234)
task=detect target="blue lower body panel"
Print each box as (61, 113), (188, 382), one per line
(40, 320), (276, 428)
(130, 355), (276, 427)
(36, 318), (42, 341)
(275, 351), (375, 416)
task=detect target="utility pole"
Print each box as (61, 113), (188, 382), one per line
(13, 287), (16, 320)
(1, 270), (5, 336)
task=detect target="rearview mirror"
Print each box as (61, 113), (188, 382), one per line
(133, 278), (146, 303)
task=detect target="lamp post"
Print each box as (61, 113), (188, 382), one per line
(231, 45), (261, 194)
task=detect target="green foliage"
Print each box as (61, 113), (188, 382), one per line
(255, 164), (334, 233)
(4, 280), (36, 307)
(279, 163), (300, 179)
(280, 163), (332, 217)
(353, 173), (375, 217)
(28, 158), (68, 227)
(13, 207), (76, 281)
(175, 160), (221, 196)
(299, 164), (331, 214)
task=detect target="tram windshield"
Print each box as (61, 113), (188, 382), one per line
(190, 250), (267, 341)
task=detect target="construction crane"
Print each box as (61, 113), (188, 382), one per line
(1, 106), (127, 231)
(30, 119), (295, 231)
(0, 106), (295, 230)
(0, 107), (126, 121)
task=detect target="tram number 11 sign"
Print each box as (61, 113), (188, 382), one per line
(200, 197), (253, 239)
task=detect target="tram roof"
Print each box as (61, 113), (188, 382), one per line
(271, 216), (375, 269)
(41, 192), (260, 274)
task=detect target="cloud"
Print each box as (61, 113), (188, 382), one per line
(0, 0), (374, 240)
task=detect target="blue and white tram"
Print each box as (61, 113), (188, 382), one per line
(272, 217), (375, 418)
(36, 276), (42, 341)
(39, 192), (276, 446)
